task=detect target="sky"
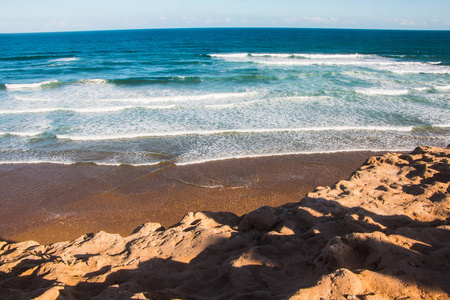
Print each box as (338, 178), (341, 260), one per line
(1, 0), (450, 33)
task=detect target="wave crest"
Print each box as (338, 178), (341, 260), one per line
(5, 80), (61, 90)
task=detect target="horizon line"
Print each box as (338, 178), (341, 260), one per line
(2, 26), (450, 35)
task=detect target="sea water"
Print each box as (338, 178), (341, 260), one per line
(0, 28), (449, 165)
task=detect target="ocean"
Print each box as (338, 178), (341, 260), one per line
(0, 28), (449, 165)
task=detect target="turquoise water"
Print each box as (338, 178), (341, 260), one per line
(0, 28), (449, 165)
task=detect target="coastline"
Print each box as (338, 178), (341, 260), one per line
(0, 150), (385, 244)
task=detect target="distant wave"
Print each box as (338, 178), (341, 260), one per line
(5, 80), (62, 90)
(48, 57), (79, 63)
(76, 79), (107, 84)
(209, 53), (450, 74)
(109, 75), (278, 85)
(209, 53), (378, 59)
(109, 76), (203, 85)
(3, 76), (277, 91)
(0, 55), (70, 62)
(0, 131), (42, 137)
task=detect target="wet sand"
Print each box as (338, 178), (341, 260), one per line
(0, 151), (384, 244)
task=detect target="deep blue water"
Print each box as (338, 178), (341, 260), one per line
(0, 28), (449, 165)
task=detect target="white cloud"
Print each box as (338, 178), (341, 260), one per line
(302, 16), (339, 24)
(393, 18), (416, 26)
(44, 19), (69, 29)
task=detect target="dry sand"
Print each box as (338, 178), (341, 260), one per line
(0, 146), (449, 299)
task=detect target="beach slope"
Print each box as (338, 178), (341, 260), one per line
(0, 146), (449, 299)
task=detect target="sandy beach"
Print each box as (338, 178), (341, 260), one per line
(0, 151), (382, 244)
(0, 146), (449, 300)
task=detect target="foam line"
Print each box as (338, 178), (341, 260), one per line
(99, 92), (259, 103)
(0, 105), (176, 114)
(355, 89), (409, 96)
(57, 126), (414, 141)
(209, 53), (378, 59)
(174, 147), (412, 166)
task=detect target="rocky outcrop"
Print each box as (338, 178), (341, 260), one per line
(0, 146), (449, 299)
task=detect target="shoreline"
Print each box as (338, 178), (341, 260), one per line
(0, 150), (386, 245)
(0, 147), (413, 167)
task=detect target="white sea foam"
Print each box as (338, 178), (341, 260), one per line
(204, 100), (261, 109)
(387, 67), (450, 74)
(0, 158), (164, 166)
(57, 126), (414, 141)
(0, 131), (42, 137)
(175, 147), (413, 166)
(205, 95), (330, 108)
(276, 95), (330, 102)
(256, 60), (423, 67)
(5, 80), (60, 90)
(99, 92), (259, 103)
(210, 53), (377, 59)
(0, 160), (74, 165)
(77, 79), (107, 84)
(210, 53), (450, 74)
(49, 57), (79, 63)
(209, 53), (251, 58)
(296, 53), (377, 59)
(70, 105), (176, 113)
(0, 108), (60, 114)
(412, 87), (429, 91)
(355, 89), (409, 96)
(435, 85), (450, 91)
(12, 95), (64, 102)
(110, 161), (169, 167)
(0, 105), (176, 114)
